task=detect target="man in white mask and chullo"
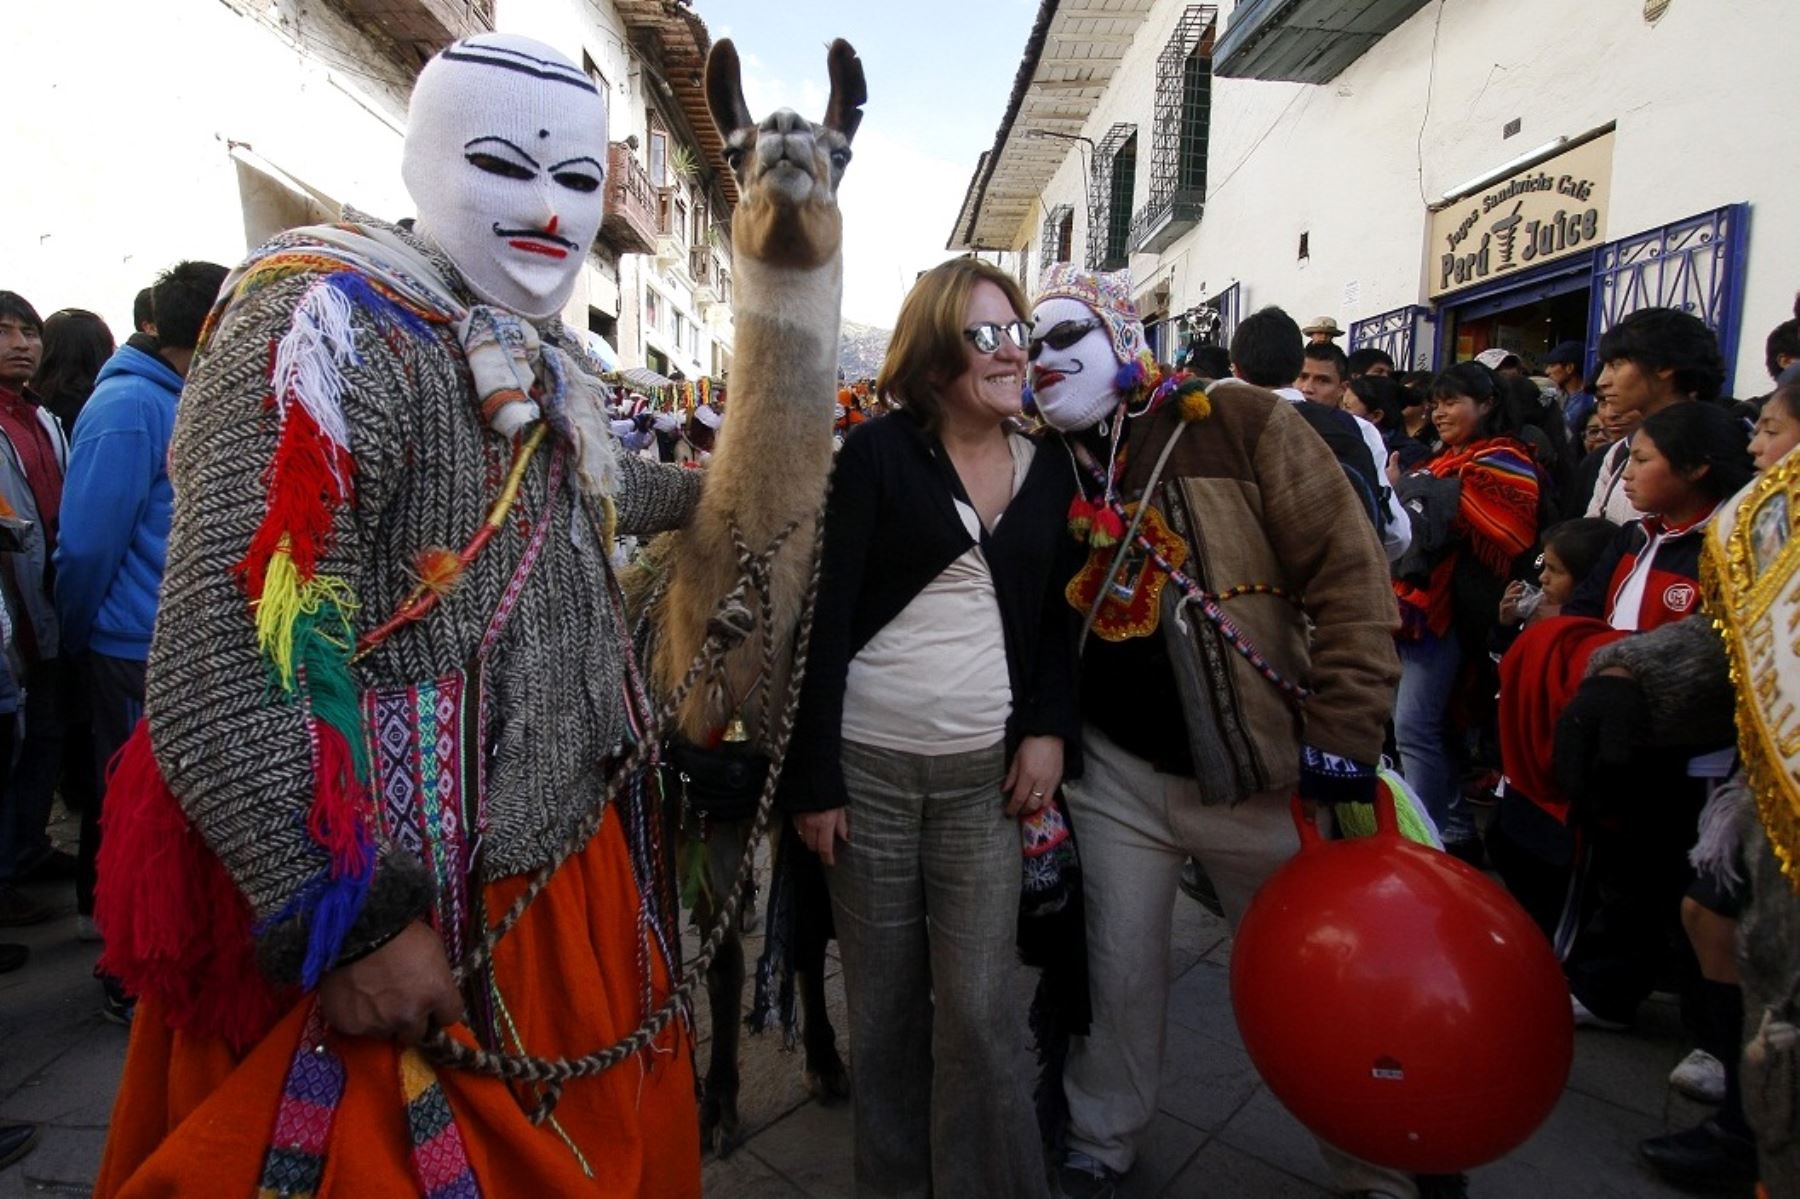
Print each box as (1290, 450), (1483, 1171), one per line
(93, 34), (704, 1198)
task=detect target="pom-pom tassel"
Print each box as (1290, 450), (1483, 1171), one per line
(307, 719), (374, 880)
(1066, 495), (1095, 541)
(412, 546), (465, 597)
(238, 407), (355, 599)
(293, 719), (377, 989)
(1176, 379), (1213, 423)
(1089, 505), (1126, 548)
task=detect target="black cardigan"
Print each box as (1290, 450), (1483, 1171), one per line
(780, 412), (1083, 813)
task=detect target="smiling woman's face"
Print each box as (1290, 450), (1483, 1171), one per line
(938, 280), (1027, 427)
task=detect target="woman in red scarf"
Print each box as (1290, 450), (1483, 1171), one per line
(1388, 361), (1542, 857)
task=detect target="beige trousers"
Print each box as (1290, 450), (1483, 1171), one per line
(1062, 723), (1418, 1198)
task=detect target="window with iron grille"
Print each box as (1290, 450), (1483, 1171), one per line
(1130, 6), (1215, 253)
(1040, 204), (1074, 269)
(1180, 41), (1213, 193)
(1107, 136), (1136, 268)
(1350, 305), (1433, 371)
(1088, 124), (1136, 271)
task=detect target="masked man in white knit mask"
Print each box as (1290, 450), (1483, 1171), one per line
(1025, 266), (1421, 1199)
(93, 35), (705, 1198)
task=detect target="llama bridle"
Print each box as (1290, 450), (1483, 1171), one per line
(418, 493), (828, 1122)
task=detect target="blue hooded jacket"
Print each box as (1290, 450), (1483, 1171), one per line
(54, 344), (181, 661)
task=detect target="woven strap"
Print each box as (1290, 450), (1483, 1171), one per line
(476, 444), (567, 662)
(254, 1003), (344, 1199)
(400, 1048), (482, 1198)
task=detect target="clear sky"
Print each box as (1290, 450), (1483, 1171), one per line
(699, 0), (1041, 328)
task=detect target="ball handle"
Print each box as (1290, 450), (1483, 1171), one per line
(1287, 781), (1401, 847)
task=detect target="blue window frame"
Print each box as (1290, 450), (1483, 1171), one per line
(1213, 281), (1242, 347)
(1586, 203), (1750, 394)
(1349, 304), (1434, 371)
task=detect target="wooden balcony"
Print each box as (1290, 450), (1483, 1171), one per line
(324, 0), (490, 66)
(601, 143), (658, 257)
(689, 245), (716, 298)
(689, 244), (713, 284)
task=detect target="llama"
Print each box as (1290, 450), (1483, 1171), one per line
(643, 36), (864, 1156)
(653, 38), (863, 743)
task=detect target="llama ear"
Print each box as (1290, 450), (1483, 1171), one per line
(705, 39), (754, 139)
(822, 39), (867, 144)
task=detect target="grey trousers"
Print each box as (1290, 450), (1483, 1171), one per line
(826, 738), (1049, 1199)
(1062, 723), (1418, 1198)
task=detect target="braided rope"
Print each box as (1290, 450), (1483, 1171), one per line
(420, 505), (826, 1114)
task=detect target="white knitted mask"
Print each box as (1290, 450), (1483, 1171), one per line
(1030, 296), (1124, 432)
(403, 35), (608, 319)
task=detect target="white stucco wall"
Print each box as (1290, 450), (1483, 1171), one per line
(3, 0), (414, 339)
(1015, 0), (1799, 391)
(2, 0), (706, 366)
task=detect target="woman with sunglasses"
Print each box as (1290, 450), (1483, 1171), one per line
(781, 256), (1079, 1197)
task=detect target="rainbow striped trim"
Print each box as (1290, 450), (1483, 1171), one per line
(400, 1049), (482, 1198)
(256, 1005), (344, 1199)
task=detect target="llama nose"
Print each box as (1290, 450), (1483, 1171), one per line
(764, 108), (806, 136)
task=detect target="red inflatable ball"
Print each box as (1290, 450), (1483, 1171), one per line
(1230, 788), (1572, 1174)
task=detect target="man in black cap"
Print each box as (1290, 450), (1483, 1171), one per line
(1544, 340), (1595, 436)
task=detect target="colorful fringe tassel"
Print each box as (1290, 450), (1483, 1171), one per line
(234, 274), (383, 988)
(95, 722), (292, 1052)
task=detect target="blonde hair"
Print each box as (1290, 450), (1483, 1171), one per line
(876, 257), (1028, 432)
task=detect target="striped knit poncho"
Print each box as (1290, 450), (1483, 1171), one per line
(95, 219), (702, 1045)
(1395, 436), (1541, 640)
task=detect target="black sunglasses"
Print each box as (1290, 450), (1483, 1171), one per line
(1029, 318), (1103, 360)
(964, 321), (1031, 355)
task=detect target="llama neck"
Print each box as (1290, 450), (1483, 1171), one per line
(715, 252), (842, 448)
(730, 253), (843, 388)
(695, 250), (843, 525)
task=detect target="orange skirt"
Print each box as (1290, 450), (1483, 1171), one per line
(96, 816), (699, 1198)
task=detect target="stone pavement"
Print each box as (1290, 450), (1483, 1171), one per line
(0, 810), (1720, 1197)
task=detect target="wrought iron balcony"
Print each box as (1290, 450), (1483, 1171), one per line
(600, 143), (657, 256)
(1130, 189), (1206, 255)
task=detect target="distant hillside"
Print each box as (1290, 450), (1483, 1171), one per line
(839, 320), (892, 382)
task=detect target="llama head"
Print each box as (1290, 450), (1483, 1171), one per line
(706, 38), (865, 270)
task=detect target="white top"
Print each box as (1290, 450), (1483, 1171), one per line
(840, 435), (1035, 755)
(1350, 411), (1413, 563)
(1587, 436), (1645, 523)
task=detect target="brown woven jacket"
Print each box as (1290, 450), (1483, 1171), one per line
(1110, 380), (1400, 802)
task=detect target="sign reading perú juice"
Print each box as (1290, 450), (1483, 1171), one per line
(1428, 132), (1614, 298)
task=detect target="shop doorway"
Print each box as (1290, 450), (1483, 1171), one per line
(1436, 256), (1593, 374)
(1442, 273), (1590, 374)
(1449, 287), (1590, 371)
